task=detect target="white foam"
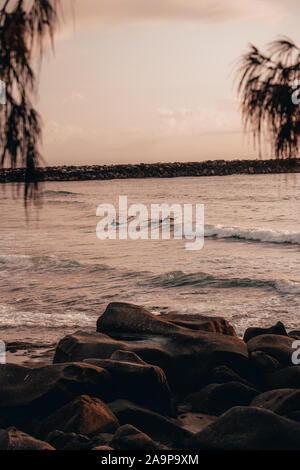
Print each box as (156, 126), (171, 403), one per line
(205, 224), (300, 245)
(275, 279), (300, 294)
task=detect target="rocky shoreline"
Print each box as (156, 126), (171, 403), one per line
(0, 158), (300, 183)
(1, 302), (300, 450)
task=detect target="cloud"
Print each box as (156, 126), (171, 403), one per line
(157, 99), (241, 135)
(63, 0), (282, 29)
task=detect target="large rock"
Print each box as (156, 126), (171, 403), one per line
(247, 334), (295, 368)
(187, 381), (259, 416)
(159, 313), (236, 336)
(0, 427), (54, 450)
(97, 302), (180, 336)
(244, 322), (287, 343)
(189, 406), (300, 450)
(55, 314), (248, 393)
(0, 362), (111, 427)
(111, 424), (167, 450)
(263, 366), (300, 389)
(251, 389), (300, 416)
(40, 395), (119, 438)
(83, 351), (172, 416)
(109, 400), (192, 448)
(46, 430), (91, 450)
(54, 331), (128, 364)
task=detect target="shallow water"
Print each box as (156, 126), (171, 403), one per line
(0, 173), (299, 363)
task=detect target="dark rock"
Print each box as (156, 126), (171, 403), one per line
(46, 430), (91, 450)
(92, 446), (114, 450)
(83, 351), (172, 416)
(210, 365), (254, 387)
(251, 389), (300, 416)
(97, 302), (179, 336)
(111, 424), (167, 450)
(0, 427), (54, 450)
(249, 350), (281, 375)
(247, 334), (295, 367)
(40, 395), (119, 438)
(187, 381), (259, 416)
(264, 366), (300, 389)
(109, 400), (192, 448)
(159, 313), (236, 336)
(189, 406), (300, 450)
(244, 322), (287, 343)
(54, 331), (128, 364)
(0, 362), (111, 428)
(288, 330), (300, 340)
(55, 304), (248, 393)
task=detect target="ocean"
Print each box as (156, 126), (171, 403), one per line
(0, 173), (299, 364)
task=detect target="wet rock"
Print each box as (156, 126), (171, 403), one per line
(251, 389), (300, 416)
(187, 381), (259, 416)
(56, 303), (248, 393)
(210, 365), (254, 387)
(92, 445), (114, 450)
(54, 331), (128, 364)
(97, 302), (179, 336)
(109, 400), (192, 448)
(249, 350), (281, 375)
(263, 366), (300, 389)
(247, 334), (295, 367)
(40, 395), (119, 438)
(46, 430), (91, 450)
(0, 427), (54, 450)
(189, 406), (300, 450)
(158, 313), (237, 336)
(111, 424), (167, 450)
(244, 322), (287, 343)
(84, 351), (172, 416)
(0, 362), (112, 428)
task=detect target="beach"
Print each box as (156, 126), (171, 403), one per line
(0, 172), (299, 364)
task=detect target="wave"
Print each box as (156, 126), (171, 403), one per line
(204, 224), (300, 245)
(0, 304), (95, 329)
(142, 270), (300, 295)
(0, 255), (82, 272)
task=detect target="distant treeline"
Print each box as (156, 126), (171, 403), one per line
(0, 159), (299, 183)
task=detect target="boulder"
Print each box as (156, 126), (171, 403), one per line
(40, 395), (119, 438)
(83, 351), (172, 416)
(55, 315), (248, 393)
(251, 389), (300, 416)
(0, 362), (111, 428)
(92, 446), (114, 450)
(111, 424), (167, 450)
(249, 350), (281, 375)
(244, 322), (287, 343)
(97, 302), (179, 336)
(54, 331), (129, 364)
(189, 406), (300, 450)
(109, 400), (192, 448)
(288, 330), (300, 340)
(46, 430), (91, 450)
(0, 427), (54, 450)
(159, 313), (236, 336)
(247, 334), (295, 367)
(209, 365), (255, 388)
(264, 366), (300, 389)
(187, 381), (259, 416)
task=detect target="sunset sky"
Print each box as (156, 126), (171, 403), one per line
(38, 0), (300, 165)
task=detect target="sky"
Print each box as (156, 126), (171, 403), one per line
(37, 0), (300, 166)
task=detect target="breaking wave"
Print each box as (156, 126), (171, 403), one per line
(205, 224), (300, 245)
